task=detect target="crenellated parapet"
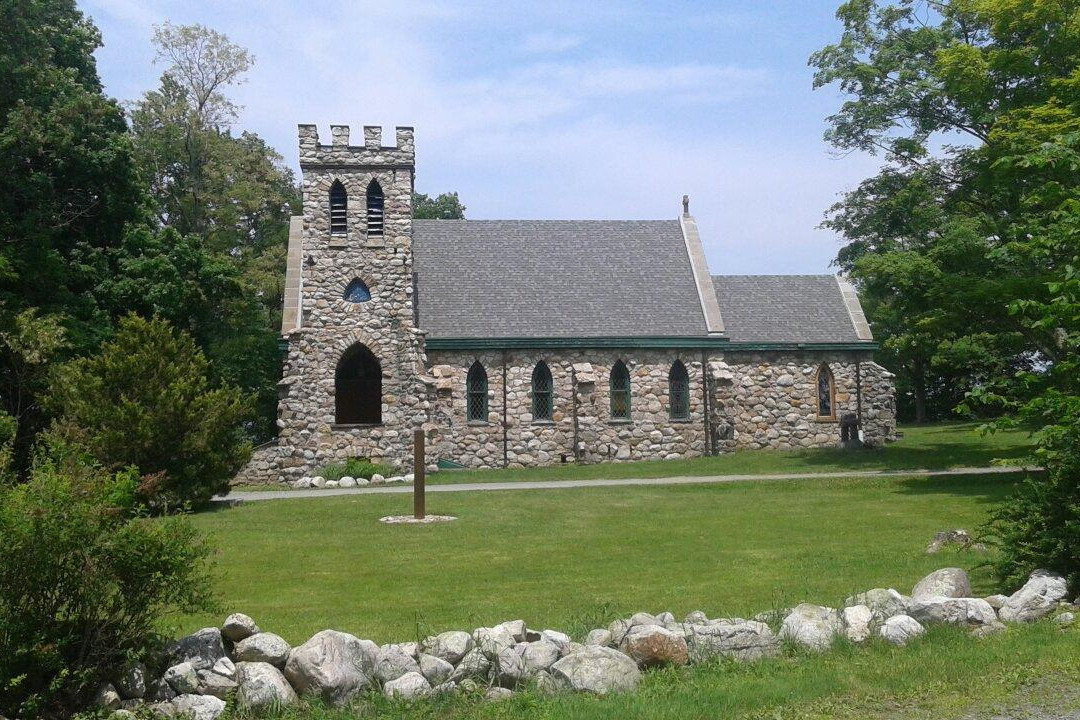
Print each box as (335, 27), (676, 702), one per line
(298, 123), (415, 169)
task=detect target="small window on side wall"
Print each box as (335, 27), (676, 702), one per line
(610, 360), (631, 420)
(329, 180), (347, 235)
(467, 361), (488, 422)
(816, 364), (836, 419)
(669, 360), (690, 420)
(532, 361), (553, 422)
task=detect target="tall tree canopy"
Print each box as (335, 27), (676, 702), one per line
(811, 0), (1080, 421)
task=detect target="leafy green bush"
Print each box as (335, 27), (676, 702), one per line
(0, 448), (214, 717)
(48, 314), (252, 508)
(316, 457), (390, 482)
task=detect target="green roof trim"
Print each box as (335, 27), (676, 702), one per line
(424, 336), (877, 352)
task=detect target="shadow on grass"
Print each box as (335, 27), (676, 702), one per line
(892, 472), (1029, 504)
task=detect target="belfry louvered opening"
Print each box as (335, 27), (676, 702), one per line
(366, 180), (384, 236)
(329, 180), (347, 235)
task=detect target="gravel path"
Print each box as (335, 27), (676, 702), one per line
(214, 464), (1035, 503)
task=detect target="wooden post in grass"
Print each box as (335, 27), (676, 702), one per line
(413, 428), (425, 520)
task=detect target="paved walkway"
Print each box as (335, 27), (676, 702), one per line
(213, 464), (1037, 503)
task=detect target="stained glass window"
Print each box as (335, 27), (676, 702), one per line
(817, 365), (834, 418)
(467, 361), (488, 422)
(532, 361), (553, 421)
(366, 180), (384, 236)
(610, 360), (631, 420)
(669, 360), (690, 420)
(343, 278), (371, 303)
(329, 180), (347, 235)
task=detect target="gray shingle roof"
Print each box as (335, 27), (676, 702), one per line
(713, 275), (863, 343)
(413, 220), (708, 338)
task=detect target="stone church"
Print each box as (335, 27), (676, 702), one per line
(237, 123), (896, 483)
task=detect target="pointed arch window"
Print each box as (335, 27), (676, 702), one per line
(366, 179), (384, 236)
(466, 361), (488, 423)
(669, 360), (690, 420)
(815, 364), (836, 419)
(610, 360), (631, 421)
(329, 180), (347, 235)
(531, 361), (553, 422)
(343, 278), (371, 303)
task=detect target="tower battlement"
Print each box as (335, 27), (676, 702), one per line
(298, 123), (414, 168)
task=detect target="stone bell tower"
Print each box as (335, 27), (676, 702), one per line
(274, 124), (428, 477)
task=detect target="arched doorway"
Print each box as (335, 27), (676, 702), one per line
(335, 343), (381, 424)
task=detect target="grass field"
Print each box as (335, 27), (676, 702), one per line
(185, 471), (1022, 644)
(429, 421), (1034, 484)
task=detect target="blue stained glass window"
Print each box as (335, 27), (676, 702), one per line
(343, 278), (371, 303)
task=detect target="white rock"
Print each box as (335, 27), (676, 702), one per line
(521, 640), (561, 674)
(163, 662), (199, 695)
(233, 632), (291, 668)
(404, 473), (415, 483)
(235, 661), (297, 711)
(375, 643), (421, 683)
(684, 610), (709, 625)
(171, 694), (225, 720)
(493, 646), (527, 688)
(325, 479), (340, 488)
(473, 626), (515, 654)
(195, 670), (237, 700)
(842, 605), (873, 643)
(356, 478), (370, 486)
(449, 648), (491, 683)
(780, 603), (843, 652)
(383, 671), (431, 700)
(685, 620), (780, 662)
(1000, 570), (1070, 623)
(540, 629), (571, 650)
(485, 686), (514, 701)
(211, 657), (236, 681)
(912, 568), (972, 600)
(310, 476), (326, 488)
(984, 594), (1010, 609)
(284, 630), (376, 706)
(419, 653), (454, 686)
(879, 615), (925, 646)
(1054, 612), (1075, 627)
(423, 630), (474, 664)
(369, 474), (384, 484)
(844, 588), (911, 623)
(339, 476), (356, 488)
(907, 597), (998, 626)
(585, 628), (613, 647)
(293, 477), (312, 489)
(221, 613), (260, 642)
(549, 646), (641, 694)
(494, 619), (527, 642)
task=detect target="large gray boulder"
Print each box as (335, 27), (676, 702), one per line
(374, 643), (421, 683)
(912, 568), (972, 601)
(449, 648), (491, 683)
(221, 613), (260, 643)
(169, 628), (226, 670)
(686, 620), (780, 662)
(494, 620), (527, 642)
(585, 629), (613, 647)
(233, 632), (291, 668)
(879, 615), (925, 646)
(493, 646), (527, 688)
(283, 630), (375, 706)
(383, 671), (431, 700)
(163, 662), (199, 695)
(844, 588), (910, 623)
(619, 624), (688, 668)
(235, 661), (297, 711)
(171, 694), (225, 720)
(473, 626), (515, 654)
(422, 631), (474, 664)
(907, 597), (998, 627)
(780, 604), (843, 652)
(94, 683), (121, 710)
(549, 646), (641, 694)
(999, 570), (1069, 623)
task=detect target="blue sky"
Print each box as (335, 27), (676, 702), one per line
(82, 0), (882, 274)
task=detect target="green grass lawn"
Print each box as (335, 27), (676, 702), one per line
(428, 421), (1034, 485)
(185, 471), (1022, 645)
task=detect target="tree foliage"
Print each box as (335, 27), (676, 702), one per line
(414, 191), (466, 219)
(48, 315), (251, 508)
(812, 0), (1080, 420)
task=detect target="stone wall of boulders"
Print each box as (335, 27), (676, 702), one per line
(94, 568), (1075, 718)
